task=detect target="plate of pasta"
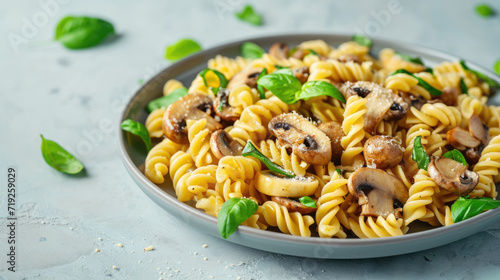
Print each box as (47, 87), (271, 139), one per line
(119, 34), (500, 259)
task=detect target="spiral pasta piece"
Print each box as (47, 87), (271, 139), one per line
(407, 103), (462, 128)
(316, 172), (348, 238)
(298, 40), (332, 56)
(403, 169), (437, 225)
(259, 139), (309, 177)
(470, 135), (500, 198)
(457, 94), (486, 125)
(260, 201), (315, 237)
(308, 60), (374, 83)
(186, 165), (218, 200)
(349, 214), (406, 239)
(379, 48), (426, 73)
(163, 79), (184, 96)
(169, 150), (196, 201)
(215, 156), (261, 200)
(195, 189), (224, 217)
(145, 138), (187, 184)
(145, 108), (166, 138)
(228, 84), (260, 116)
(340, 95), (367, 166)
(187, 119), (217, 167)
(207, 55), (249, 79)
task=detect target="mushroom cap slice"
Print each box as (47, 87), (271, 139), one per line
(256, 170), (319, 197)
(364, 135), (404, 169)
(210, 129), (243, 159)
(427, 157), (479, 196)
(269, 42), (289, 60)
(213, 88), (239, 122)
(227, 67), (262, 90)
(162, 93), (222, 144)
(348, 168), (409, 219)
(469, 114), (490, 146)
(317, 121), (344, 163)
(269, 113), (332, 165)
(446, 127), (481, 150)
(271, 196), (317, 215)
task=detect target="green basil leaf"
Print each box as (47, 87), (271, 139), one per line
(55, 16), (115, 49)
(442, 149), (468, 166)
(121, 119), (152, 151)
(299, 81), (346, 103)
(336, 169), (342, 175)
(242, 141), (295, 178)
(147, 87), (188, 112)
(475, 4), (494, 17)
(460, 60), (500, 88)
(165, 39), (202, 61)
(392, 69), (443, 96)
(40, 135), (84, 174)
(459, 77), (468, 95)
(411, 136), (430, 170)
(395, 52), (424, 65)
(495, 59), (500, 76)
(451, 197), (500, 223)
(288, 47), (298, 57)
(256, 73), (301, 104)
(274, 65), (289, 70)
(423, 67), (434, 75)
(274, 68), (294, 76)
(352, 34), (372, 47)
(235, 5), (263, 26)
(199, 68), (229, 96)
(304, 49), (319, 58)
(218, 198), (258, 239)
(241, 42), (265, 59)
(299, 196), (317, 208)
(256, 68), (268, 99)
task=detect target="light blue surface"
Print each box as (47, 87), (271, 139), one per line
(1, 0), (500, 279)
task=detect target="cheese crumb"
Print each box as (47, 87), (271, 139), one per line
(94, 249), (100, 253)
(193, 251), (198, 255)
(117, 243), (123, 247)
(210, 276), (214, 279)
(138, 260), (142, 263)
(113, 266), (117, 270)
(144, 246), (154, 251)
(237, 277), (241, 280)
(41, 221), (45, 224)
(165, 261), (168, 263)
(70, 227), (73, 230)
(131, 251), (134, 253)
(98, 237), (102, 241)
(202, 244), (208, 248)
(204, 257), (208, 261)
(174, 270), (179, 273)
(157, 268), (160, 270)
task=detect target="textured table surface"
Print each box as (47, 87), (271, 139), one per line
(1, 0), (500, 279)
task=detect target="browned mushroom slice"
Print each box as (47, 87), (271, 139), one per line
(293, 67), (310, 84)
(256, 170), (319, 197)
(438, 87), (459, 106)
(227, 67), (262, 90)
(213, 88), (239, 122)
(271, 196), (317, 215)
(427, 157), (479, 196)
(348, 168), (409, 219)
(269, 42), (289, 60)
(337, 54), (360, 64)
(364, 135), (404, 169)
(291, 49), (307, 60)
(317, 121), (344, 163)
(269, 113), (332, 165)
(446, 127), (481, 150)
(469, 114), (490, 146)
(464, 147), (482, 165)
(210, 129), (243, 159)
(163, 93), (222, 144)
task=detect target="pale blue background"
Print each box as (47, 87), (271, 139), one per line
(1, 0), (500, 279)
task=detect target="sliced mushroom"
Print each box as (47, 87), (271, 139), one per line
(317, 121), (344, 164)
(438, 87), (459, 106)
(256, 170), (319, 197)
(427, 157), (479, 196)
(210, 129), (243, 159)
(227, 67), (262, 90)
(469, 114), (490, 146)
(269, 113), (332, 165)
(364, 135), (404, 169)
(446, 127), (481, 150)
(348, 168), (409, 219)
(337, 54), (360, 64)
(293, 67), (310, 84)
(213, 88), (239, 122)
(271, 196), (317, 215)
(291, 49), (307, 60)
(269, 42), (289, 60)
(464, 147), (482, 165)
(163, 93), (222, 144)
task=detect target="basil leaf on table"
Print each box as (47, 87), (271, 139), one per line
(475, 4), (494, 18)
(395, 52), (424, 65)
(147, 87), (188, 112)
(218, 198), (258, 239)
(391, 69), (443, 96)
(411, 136), (430, 170)
(165, 39), (202, 61)
(55, 16), (115, 49)
(40, 135), (84, 174)
(442, 149), (467, 166)
(235, 5), (263, 26)
(459, 78), (468, 95)
(451, 197), (500, 223)
(460, 60), (500, 88)
(256, 68), (268, 99)
(300, 81), (346, 103)
(352, 34), (372, 47)
(242, 141), (295, 178)
(199, 68), (228, 96)
(121, 119), (152, 151)
(494, 59), (500, 76)
(299, 196), (317, 208)
(241, 42), (265, 59)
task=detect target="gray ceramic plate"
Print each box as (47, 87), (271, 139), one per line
(119, 33), (500, 259)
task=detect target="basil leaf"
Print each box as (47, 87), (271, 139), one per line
(235, 5), (263, 26)
(442, 149), (468, 166)
(121, 119), (152, 151)
(165, 39), (202, 61)
(299, 81), (346, 103)
(423, 67), (434, 75)
(218, 198), (258, 239)
(307, 49), (319, 56)
(495, 59), (500, 76)
(274, 65), (289, 70)
(336, 169), (342, 175)
(241, 42), (265, 59)
(459, 77), (468, 95)
(460, 60), (500, 88)
(40, 135), (84, 174)
(299, 196), (317, 208)
(352, 34), (372, 47)
(392, 69), (443, 96)
(274, 68), (294, 76)
(395, 52), (424, 65)
(256, 73), (301, 104)
(475, 4), (494, 17)
(199, 68), (229, 96)
(55, 16), (115, 49)
(242, 141), (295, 178)
(147, 87), (188, 112)
(411, 136), (430, 170)
(256, 68), (268, 99)
(451, 197), (500, 223)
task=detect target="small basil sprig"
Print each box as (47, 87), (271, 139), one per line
(475, 4), (494, 18)
(494, 59), (500, 76)
(147, 87), (188, 112)
(274, 65), (289, 70)
(411, 136), (430, 170)
(395, 52), (424, 65)
(242, 141), (295, 178)
(199, 68), (228, 96)
(423, 67), (434, 75)
(218, 198), (258, 239)
(41, 135), (84, 174)
(336, 169), (342, 175)
(443, 149), (467, 166)
(121, 119), (152, 151)
(459, 78), (468, 95)
(391, 69), (443, 96)
(299, 196), (317, 208)
(304, 49), (319, 57)
(256, 68), (268, 99)
(241, 42), (265, 59)
(55, 16), (115, 49)
(165, 39), (202, 61)
(352, 34), (372, 47)
(257, 73), (346, 104)
(235, 5), (263, 26)
(460, 60), (500, 88)
(451, 197), (500, 223)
